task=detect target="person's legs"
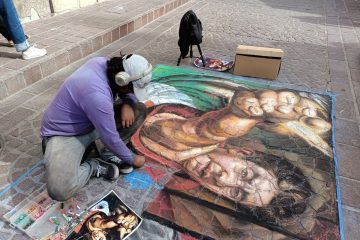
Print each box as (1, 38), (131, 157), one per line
(0, 0), (46, 58)
(0, 0), (28, 51)
(0, 15), (12, 41)
(44, 131), (119, 201)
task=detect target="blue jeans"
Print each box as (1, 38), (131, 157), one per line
(0, 15), (11, 40)
(0, 0), (29, 52)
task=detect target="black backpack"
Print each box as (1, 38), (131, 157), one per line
(178, 10), (203, 59)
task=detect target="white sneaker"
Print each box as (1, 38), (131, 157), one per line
(22, 45), (47, 60)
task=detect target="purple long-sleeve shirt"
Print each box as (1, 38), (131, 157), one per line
(40, 57), (136, 164)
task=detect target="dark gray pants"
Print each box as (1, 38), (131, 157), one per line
(44, 102), (147, 201)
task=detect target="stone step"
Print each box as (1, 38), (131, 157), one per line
(0, 0), (193, 101)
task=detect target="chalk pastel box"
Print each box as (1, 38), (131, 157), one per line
(3, 186), (62, 239)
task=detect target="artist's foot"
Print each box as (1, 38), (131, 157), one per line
(90, 158), (119, 181)
(100, 148), (134, 174)
(22, 45), (47, 60)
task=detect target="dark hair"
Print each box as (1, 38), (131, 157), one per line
(106, 54), (133, 96)
(246, 154), (313, 224)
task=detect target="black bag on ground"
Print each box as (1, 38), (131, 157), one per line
(178, 10), (203, 59)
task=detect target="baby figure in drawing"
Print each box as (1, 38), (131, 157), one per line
(67, 191), (141, 240)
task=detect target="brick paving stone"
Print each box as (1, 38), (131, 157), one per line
(23, 65), (43, 86)
(3, 59), (32, 70)
(0, 151), (20, 165)
(342, 207), (360, 240)
(111, 27), (121, 42)
(0, 81), (8, 100)
(340, 177), (360, 208)
(0, 91), (34, 115)
(0, 107), (35, 135)
(334, 95), (358, 120)
(52, 51), (69, 70)
(68, 45), (83, 63)
(336, 143), (360, 181)
(4, 73), (26, 96)
(25, 145), (42, 158)
(329, 59), (349, 81)
(79, 41), (94, 58)
(43, 45), (64, 56)
(0, 164), (10, 175)
(353, 80), (360, 109)
(330, 76), (353, 96)
(347, 55), (360, 70)
(328, 48), (346, 61)
(39, 58), (58, 77)
(350, 68), (360, 82)
(334, 118), (360, 147)
(3, 136), (24, 150)
(0, 67), (18, 80)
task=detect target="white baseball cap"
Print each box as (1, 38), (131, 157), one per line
(122, 54), (152, 88)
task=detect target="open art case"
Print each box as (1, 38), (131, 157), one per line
(3, 188), (142, 240)
(193, 55), (234, 72)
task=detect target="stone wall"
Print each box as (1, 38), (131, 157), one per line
(13, 0), (107, 22)
(13, 0), (52, 22)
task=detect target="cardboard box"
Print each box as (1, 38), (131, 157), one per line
(233, 45), (284, 80)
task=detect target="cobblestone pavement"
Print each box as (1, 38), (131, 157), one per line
(0, 0), (359, 239)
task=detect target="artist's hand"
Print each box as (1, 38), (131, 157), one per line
(121, 104), (135, 128)
(133, 154), (145, 168)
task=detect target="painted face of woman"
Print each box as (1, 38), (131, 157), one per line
(183, 148), (279, 207)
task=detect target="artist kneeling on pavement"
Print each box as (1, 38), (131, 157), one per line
(40, 54), (152, 201)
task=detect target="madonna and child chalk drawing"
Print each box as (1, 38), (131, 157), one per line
(131, 65), (340, 240)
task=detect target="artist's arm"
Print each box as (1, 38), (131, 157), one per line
(117, 93), (138, 128)
(119, 92), (138, 107)
(81, 92), (134, 164)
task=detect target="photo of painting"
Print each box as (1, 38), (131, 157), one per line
(67, 190), (142, 240)
(131, 65), (341, 239)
